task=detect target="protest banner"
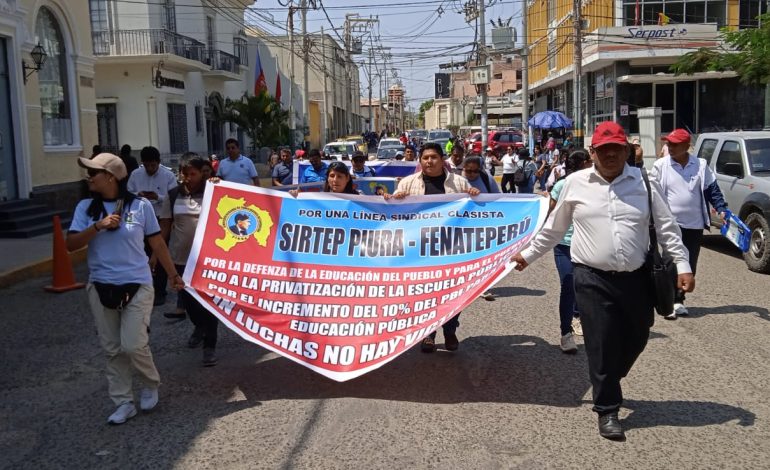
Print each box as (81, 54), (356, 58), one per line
(184, 181), (549, 381)
(293, 160), (417, 184)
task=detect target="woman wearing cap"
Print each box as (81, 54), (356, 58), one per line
(66, 153), (183, 425)
(391, 142), (480, 353)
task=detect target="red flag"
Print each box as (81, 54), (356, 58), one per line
(275, 74), (282, 103)
(254, 50), (267, 96)
(635, 0), (640, 25)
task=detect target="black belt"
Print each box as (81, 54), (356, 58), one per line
(573, 263), (647, 277)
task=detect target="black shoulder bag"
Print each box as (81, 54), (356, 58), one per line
(641, 170), (677, 317)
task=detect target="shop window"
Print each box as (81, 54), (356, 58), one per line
(36, 7), (74, 146)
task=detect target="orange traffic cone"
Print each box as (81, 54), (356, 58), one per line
(44, 215), (85, 293)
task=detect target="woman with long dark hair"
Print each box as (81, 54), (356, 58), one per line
(549, 149), (593, 353)
(290, 161), (360, 196)
(66, 153), (182, 425)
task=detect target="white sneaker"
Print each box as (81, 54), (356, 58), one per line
(560, 333), (578, 354)
(107, 402), (137, 424)
(139, 388), (158, 411)
(571, 317), (583, 336)
(674, 303), (689, 316)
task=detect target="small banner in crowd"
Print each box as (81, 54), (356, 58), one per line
(184, 181), (549, 381)
(293, 160), (418, 184)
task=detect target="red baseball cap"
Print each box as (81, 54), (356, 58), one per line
(662, 128), (691, 144)
(591, 122), (628, 148)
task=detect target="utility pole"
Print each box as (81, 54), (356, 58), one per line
(321, 26), (330, 145)
(301, 0), (309, 148)
(573, 0), (583, 146)
(478, 0), (489, 150)
(368, 46), (373, 132)
(288, 7), (296, 148)
(522, 0), (530, 150)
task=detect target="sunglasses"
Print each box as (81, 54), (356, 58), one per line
(87, 169), (105, 177)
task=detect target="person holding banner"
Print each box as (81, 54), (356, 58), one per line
(302, 149), (328, 183)
(272, 148), (293, 186)
(291, 161), (360, 196)
(511, 121), (694, 440)
(158, 154), (221, 367)
(67, 153), (184, 424)
(392, 142), (480, 352)
(351, 151), (376, 178)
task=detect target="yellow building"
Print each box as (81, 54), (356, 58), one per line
(1, 0), (97, 211)
(526, 0), (764, 140)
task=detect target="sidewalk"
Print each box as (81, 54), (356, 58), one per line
(0, 234), (86, 289)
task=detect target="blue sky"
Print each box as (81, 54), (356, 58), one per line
(247, 0), (522, 113)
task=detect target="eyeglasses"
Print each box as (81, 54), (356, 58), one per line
(87, 169), (105, 178)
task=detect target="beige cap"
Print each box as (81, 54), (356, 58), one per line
(78, 153), (128, 180)
(631, 138), (640, 146)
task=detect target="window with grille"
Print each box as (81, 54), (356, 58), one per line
(168, 103), (188, 153)
(234, 37), (248, 66)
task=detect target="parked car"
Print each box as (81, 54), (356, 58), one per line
(377, 146), (405, 160)
(410, 129), (428, 145)
(471, 130), (524, 155)
(377, 138), (403, 151)
(693, 131), (770, 273)
(426, 129), (453, 149)
(322, 141), (357, 161)
(343, 135), (368, 154)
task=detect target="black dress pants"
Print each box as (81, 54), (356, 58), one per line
(675, 227), (703, 303)
(574, 264), (654, 415)
(175, 265), (219, 348)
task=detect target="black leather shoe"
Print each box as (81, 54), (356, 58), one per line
(188, 331), (204, 349)
(444, 332), (459, 351)
(598, 413), (625, 441)
(421, 337), (436, 353)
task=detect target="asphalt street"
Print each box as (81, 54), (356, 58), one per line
(1, 232), (768, 469)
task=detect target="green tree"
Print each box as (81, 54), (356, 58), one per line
(417, 99), (434, 128)
(672, 14), (770, 126)
(222, 92), (291, 150)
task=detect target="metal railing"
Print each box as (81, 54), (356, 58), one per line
(92, 29), (205, 63)
(203, 49), (240, 74)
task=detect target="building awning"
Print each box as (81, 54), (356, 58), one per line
(616, 70), (737, 84)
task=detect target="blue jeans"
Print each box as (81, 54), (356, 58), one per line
(553, 244), (577, 336)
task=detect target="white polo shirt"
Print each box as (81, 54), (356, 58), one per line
(218, 155), (258, 185)
(651, 154), (714, 230)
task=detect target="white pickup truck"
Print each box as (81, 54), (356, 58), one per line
(693, 132), (770, 273)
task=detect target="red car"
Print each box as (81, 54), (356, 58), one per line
(470, 130), (525, 155)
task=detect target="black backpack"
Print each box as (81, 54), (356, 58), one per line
(513, 166), (527, 186)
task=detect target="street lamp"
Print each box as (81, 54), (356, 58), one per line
(23, 43), (47, 84)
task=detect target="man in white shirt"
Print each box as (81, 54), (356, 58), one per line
(127, 146), (179, 305)
(650, 128), (728, 318)
(511, 121), (694, 441)
(127, 146), (178, 217)
(218, 139), (259, 186)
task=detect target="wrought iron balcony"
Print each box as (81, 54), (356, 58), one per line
(203, 49), (240, 74)
(92, 29), (206, 63)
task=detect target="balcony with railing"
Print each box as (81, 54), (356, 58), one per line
(92, 29), (209, 71)
(202, 49), (242, 79)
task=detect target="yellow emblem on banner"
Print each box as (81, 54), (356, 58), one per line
(215, 195), (274, 252)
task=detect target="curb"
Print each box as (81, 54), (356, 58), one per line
(0, 248), (88, 290)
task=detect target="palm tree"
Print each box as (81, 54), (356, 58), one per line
(222, 92), (291, 150)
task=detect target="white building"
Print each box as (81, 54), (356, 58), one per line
(89, 0), (252, 159)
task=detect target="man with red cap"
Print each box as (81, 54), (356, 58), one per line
(511, 121), (694, 440)
(650, 128), (727, 318)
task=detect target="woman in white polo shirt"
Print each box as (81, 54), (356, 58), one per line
(67, 153), (183, 425)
